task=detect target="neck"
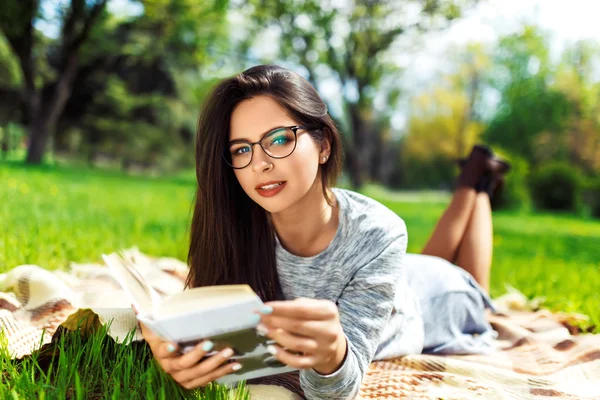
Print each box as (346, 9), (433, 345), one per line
(270, 180), (338, 257)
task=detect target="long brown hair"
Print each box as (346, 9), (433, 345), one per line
(186, 65), (343, 301)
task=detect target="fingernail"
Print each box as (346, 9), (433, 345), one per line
(259, 305), (273, 315)
(256, 323), (269, 336)
(202, 340), (214, 352)
(248, 314), (261, 325)
(232, 363), (242, 371)
(222, 348), (234, 358)
(167, 344), (176, 353)
(267, 345), (277, 355)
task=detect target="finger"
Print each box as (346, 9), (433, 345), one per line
(178, 358), (242, 390)
(163, 340), (216, 372)
(261, 299), (338, 320)
(261, 315), (333, 339)
(152, 339), (181, 360)
(172, 347), (236, 383)
(138, 322), (173, 352)
(266, 344), (315, 370)
(139, 321), (160, 343)
(266, 327), (318, 355)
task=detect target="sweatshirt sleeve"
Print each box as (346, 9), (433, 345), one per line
(299, 225), (408, 400)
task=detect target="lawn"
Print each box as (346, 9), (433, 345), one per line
(1, 161), (599, 399)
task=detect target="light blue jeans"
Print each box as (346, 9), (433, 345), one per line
(404, 253), (498, 355)
(374, 253), (498, 360)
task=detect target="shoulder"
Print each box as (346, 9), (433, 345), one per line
(333, 188), (407, 249)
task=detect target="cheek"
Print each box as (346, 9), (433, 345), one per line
(233, 170), (252, 192)
(293, 139), (320, 176)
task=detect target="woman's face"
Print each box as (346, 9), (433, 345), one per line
(229, 95), (328, 213)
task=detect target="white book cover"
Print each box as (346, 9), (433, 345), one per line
(102, 251), (298, 385)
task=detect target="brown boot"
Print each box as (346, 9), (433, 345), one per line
(457, 145), (493, 189)
(457, 145), (511, 199)
(478, 175), (506, 200)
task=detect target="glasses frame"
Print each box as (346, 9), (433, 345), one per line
(223, 125), (310, 169)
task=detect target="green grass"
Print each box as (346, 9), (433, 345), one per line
(1, 161), (599, 398)
(0, 322), (248, 399)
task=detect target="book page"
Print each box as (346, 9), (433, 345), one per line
(157, 285), (258, 317)
(102, 253), (157, 316)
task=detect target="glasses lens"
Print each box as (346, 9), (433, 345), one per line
(227, 143), (252, 168)
(262, 127), (296, 158)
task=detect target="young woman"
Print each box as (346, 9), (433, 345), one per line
(139, 65), (510, 400)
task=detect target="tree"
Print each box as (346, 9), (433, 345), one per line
(243, 0), (479, 188)
(0, 34), (23, 157)
(484, 26), (572, 163)
(554, 40), (600, 174)
(402, 86), (485, 188)
(0, 0), (108, 164)
(51, 0), (229, 170)
(1, 0), (230, 165)
(447, 43), (490, 157)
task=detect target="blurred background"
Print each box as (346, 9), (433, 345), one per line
(1, 0), (599, 215)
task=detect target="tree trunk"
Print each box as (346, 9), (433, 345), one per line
(25, 54), (79, 164)
(25, 118), (51, 164)
(1, 127), (8, 159)
(345, 145), (363, 189)
(348, 103), (367, 189)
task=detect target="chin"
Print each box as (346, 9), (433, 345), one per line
(250, 188), (298, 214)
(255, 197), (291, 214)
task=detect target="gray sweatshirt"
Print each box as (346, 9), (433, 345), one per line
(276, 188), (423, 400)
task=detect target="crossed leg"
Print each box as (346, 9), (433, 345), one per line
(421, 188), (494, 293)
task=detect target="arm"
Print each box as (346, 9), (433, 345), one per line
(299, 229), (408, 399)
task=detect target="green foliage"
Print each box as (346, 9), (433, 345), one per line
(554, 41), (600, 175)
(490, 150), (531, 211)
(582, 177), (600, 219)
(0, 0), (231, 165)
(0, 34), (20, 87)
(140, 0), (230, 67)
(0, 123), (26, 158)
(484, 76), (573, 161)
(400, 80), (486, 189)
(397, 151), (458, 189)
(484, 26), (574, 163)
(529, 162), (583, 212)
(77, 76), (194, 171)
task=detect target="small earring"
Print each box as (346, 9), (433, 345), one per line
(322, 157), (328, 162)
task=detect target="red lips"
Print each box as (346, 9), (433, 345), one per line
(256, 181), (287, 198)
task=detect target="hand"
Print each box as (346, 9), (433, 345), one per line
(255, 298), (348, 375)
(136, 314), (241, 389)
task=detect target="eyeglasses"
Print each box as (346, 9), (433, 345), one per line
(223, 125), (311, 169)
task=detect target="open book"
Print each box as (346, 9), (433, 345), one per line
(102, 251), (297, 385)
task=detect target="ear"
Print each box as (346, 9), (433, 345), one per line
(319, 128), (332, 164)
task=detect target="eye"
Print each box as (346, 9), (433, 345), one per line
(270, 135), (289, 146)
(265, 128), (294, 148)
(230, 144), (251, 156)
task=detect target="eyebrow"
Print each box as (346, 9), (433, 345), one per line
(228, 125), (291, 144)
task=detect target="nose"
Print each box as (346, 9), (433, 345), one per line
(250, 144), (273, 172)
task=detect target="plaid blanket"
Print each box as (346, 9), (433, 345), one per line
(1, 248), (599, 399)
